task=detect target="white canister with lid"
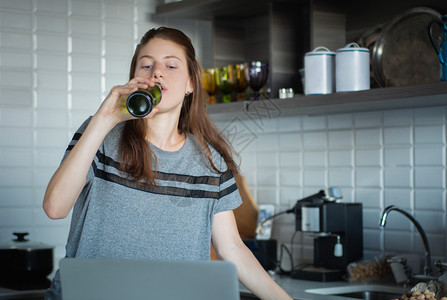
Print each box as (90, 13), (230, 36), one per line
(335, 42), (370, 92)
(304, 47), (335, 95)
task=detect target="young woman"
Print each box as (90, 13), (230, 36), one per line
(43, 27), (291, 300)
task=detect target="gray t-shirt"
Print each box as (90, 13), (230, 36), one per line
(46, 118), (241, 299)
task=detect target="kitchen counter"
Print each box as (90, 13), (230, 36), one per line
(0, 274), (406, 300)
(239, 273), (407, 300)
(0, 287), (45, 300)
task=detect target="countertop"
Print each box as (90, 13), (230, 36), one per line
(0, 274), (407, 300)
(239, 273), (407, 300)
(0, 287), (45, 300)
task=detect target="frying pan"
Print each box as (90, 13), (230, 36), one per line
(358, 7), (441, 87)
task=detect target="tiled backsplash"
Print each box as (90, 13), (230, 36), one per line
(0, 0), (446, 273)
(214, 107), (447, 267)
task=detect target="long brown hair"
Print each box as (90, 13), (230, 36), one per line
(119, 27), (239, 185)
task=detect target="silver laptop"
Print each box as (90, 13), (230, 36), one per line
(59, 258), (240, 300)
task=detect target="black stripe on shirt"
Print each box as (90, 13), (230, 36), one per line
(66, 133), (83, 151)
(219, 180), (238, 198)
(220, 170), (234, 185)
(92, 161), (236, 199)
(94, 151), (222, 186)
(70, 131), (236, 198)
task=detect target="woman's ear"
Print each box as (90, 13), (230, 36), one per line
(185, 79), (194, 95)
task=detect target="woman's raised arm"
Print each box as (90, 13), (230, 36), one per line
(43, 79), (157, 219)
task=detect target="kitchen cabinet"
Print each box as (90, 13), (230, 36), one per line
(156, 0), (447, 108)
(157, 0), (310, 98)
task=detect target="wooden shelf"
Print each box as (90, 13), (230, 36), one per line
(207, 82), (447, 120)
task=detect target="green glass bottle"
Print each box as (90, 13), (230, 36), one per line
(126, 83), (162, 117)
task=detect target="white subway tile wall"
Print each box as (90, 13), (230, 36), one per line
(225, 109), (447, 265)
(0, 0), (211, 267)
(0, 0), (446, 275)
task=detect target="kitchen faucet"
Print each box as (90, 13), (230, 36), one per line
(379, 205), (432, 276)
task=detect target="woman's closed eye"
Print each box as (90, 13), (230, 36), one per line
(142, 64), (176, 70)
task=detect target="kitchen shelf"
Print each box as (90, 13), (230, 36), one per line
(207, 82), (447, 120)
(156, 0), (297, 20)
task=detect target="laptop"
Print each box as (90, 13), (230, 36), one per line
(59, 258), (240, 300)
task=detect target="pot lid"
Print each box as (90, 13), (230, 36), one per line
(0, 232), (54, 251)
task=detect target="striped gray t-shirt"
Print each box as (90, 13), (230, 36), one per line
(46, 117), (241, 299)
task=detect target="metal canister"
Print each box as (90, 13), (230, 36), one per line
(304, 47), (335, 95)
(335, 43), (370, 92)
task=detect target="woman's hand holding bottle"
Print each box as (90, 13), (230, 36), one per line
(96, 77), (160, 125)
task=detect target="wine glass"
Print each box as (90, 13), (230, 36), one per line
(229, 63), (249, 101)
(202, 68), (217, 104)
(215, 66), (234, 103)
(246, 61), (269, 100)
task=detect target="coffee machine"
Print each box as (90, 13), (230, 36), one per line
(290, 191), (363, 281)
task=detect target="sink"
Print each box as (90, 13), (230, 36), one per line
(334, 290), (402, 300)
(305, 284), (407, 300)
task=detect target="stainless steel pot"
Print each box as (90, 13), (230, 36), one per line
(0, 232), (54, 281)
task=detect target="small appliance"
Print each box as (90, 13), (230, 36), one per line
(290, 191), (363, 281)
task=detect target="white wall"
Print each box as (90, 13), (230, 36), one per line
(0, 0), (445, 274)
(214, 106), (447, 268)
(0, 0), (212, 264)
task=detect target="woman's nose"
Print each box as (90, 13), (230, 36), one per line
(152, 62), (163, 79)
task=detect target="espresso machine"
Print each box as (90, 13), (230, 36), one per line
(290, 190), (363, 281)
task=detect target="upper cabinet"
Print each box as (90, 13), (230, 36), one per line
(156, 0), (447, 115)
(156, 0), (280, 20)
(157, 0), (311, 98)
